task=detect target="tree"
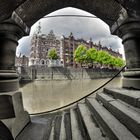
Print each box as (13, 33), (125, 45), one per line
(113, 57), (125, 68)
(86, 48), (98, 68)
(48, 48), (58, 60)
(86, 48), (97, 63)
(74, 44), (87, 66)
(74, 44), (125, 69)
(96, 50), (111, 66)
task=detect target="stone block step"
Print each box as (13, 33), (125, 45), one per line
(117, 99), (140, 114)
(104, 88), (140, 108)
(16, 117), (53, 140)
(77, 103), (106, 140)
(59, 113), (66, 140)
(86, 98), (138, 140)
(70, 108), (84, 140)
(0, 95), (15, 119)
(63, 112), (72, 140)
(96, 93), (140, 138)
(48, 117), (56, 140)
(49, 115), (62, 140)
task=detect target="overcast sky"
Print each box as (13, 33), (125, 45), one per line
(16, 7), (124, 58)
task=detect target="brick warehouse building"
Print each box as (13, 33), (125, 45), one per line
(15, 54), (29, 67)
(28, 24), (122, 68)
(29, 30), (61, 66)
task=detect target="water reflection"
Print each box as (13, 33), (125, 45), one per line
(20, 77), (122, 114)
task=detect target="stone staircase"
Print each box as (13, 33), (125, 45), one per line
(16, 88), (140, 140)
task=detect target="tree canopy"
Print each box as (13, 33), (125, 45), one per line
(74, 44), (125, 68)
(86, 48), (97, 63)
(74, 44), (87, 64)
(48, 48), (58, 60)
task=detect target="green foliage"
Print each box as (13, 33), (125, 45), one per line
(96, 50), (125, 68)
(74, 44), (87, 64)
(48, 48), (58, 60)
(113, 57), (125, 68)
(74, 44), (125, 68)
(96, 50), (111, 65)
(86, 48), (97, 63)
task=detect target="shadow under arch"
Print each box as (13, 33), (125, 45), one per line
(15, 0), (123, 28)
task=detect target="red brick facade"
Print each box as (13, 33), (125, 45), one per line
(29, 30), (122, 67)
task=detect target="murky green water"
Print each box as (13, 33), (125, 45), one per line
(20, 77), (122, 114)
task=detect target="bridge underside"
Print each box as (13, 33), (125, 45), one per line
(0, 0), (123, 27)
(0, 0), (140, 139)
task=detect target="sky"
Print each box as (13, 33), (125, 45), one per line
(16, 7), (124, 58)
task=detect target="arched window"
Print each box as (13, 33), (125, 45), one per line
(42, 60), (44, 64)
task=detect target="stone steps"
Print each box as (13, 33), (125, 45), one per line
(86, 98), (138, 140)
(104, 88), (140, 108)
(49, 115), (62, 140)
(70, 108), (84, 140)
(59, 113), (66, 140)
(63, 112), (72, 140)
(96, 92), (140, 138)
(48, 119), (55, 140)
(16, 87), (140, 140)
(77, 103), (106, 140)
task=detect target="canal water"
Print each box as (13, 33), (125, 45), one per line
(20, 77), (122, 114)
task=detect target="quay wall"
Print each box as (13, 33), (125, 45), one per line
(17, 66), (120, 81)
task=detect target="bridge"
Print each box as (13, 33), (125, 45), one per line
(0, 0), (140, 139)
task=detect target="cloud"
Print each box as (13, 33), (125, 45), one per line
(16, 36), (31, 57)
(17, 7), (124, 57)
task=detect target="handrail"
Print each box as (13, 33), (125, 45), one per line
(30, 66), (126, 116)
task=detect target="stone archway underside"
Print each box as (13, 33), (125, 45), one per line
(0, 1), (140, 139)
(0, 0), (123, 27)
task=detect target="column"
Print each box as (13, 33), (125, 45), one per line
(0, 22), (23, 92)
(0, 12), (30, 138)
(111, 8), (140, 89)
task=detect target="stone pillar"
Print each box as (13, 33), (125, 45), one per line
(0, 22), (22, 92)
(111, 8), (140, 89)
(0, 12), (30, 138)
